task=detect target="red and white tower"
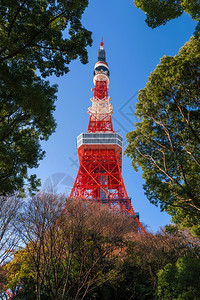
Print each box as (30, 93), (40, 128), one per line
(70, 39), (146, 233)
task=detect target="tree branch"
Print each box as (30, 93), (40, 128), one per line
(0, 9), (69, 63)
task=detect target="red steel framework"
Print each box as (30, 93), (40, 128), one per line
(69, 40), (146, 234)
(88, 81), (113, 132)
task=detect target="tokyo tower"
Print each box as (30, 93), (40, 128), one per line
(69, 39), (146, 233)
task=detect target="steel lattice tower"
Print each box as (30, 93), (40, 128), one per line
(69, 39), (146, 233)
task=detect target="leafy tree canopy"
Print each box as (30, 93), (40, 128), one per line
(125, 36), (200, 229)
(157, 253), (200, 299)
(0, 0), (92, 195)
(134, 0), (200, 35)
(4, 247), (37, 299)
(0, 0), (92, 76)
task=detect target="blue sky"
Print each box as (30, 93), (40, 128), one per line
(31, 0), (196, 232)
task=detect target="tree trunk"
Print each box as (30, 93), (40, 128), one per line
(36, 272), (41, 300)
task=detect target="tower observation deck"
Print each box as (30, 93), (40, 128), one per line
(68, 39), (146, 234)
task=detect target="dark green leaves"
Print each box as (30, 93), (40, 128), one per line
(0, 0), (92, 195)
(0, 0), (92, 77)
(134, 0), (200, 35)
(125, 36), (200, 228)
(157, 253), (200, 299)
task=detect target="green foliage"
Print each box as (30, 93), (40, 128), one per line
(110, 259), (154, 300)
(0, 66), (57, 195)
(0, 0), (92, 196)
(0, 0), (92, 76)
(191, 224), (200, 238)
(5, 248), (36, 298)
(134, 0), (200, 35)
(87, 227), (190, 300)
(157, 253), (200, 299)
(4, 246), (50, 299)
(125, 36), (200, 229)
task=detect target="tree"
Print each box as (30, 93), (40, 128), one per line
(3, 194), (199, 299)
(0, 196), (23, 299)
(9, 194), (137, 300)
(157, 253), (200, 300)
(125, 36), (200, 229)
(92, 227), (191, 300)
(3, 247), (38, 300)
(134, 0), (200, 36)
(123, 228), (189, 292)
(0, 0), (92, 195)
(0, 69), (57, 195)
(0, 196), (21, 265)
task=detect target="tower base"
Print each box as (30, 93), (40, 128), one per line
(70, 147), (146, 233)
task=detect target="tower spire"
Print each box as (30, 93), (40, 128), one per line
(100, 37), (104, 49)
(98, 38), (106, 62)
